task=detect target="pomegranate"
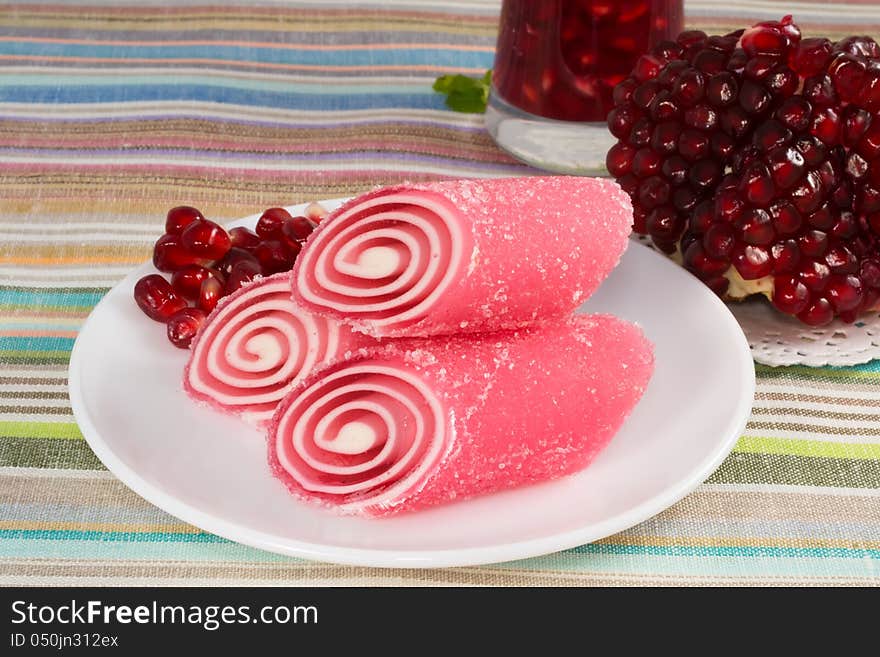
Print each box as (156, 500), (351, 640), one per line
(608, 16), (880, 325)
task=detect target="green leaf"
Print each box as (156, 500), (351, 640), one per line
(432, 70), (492, 114)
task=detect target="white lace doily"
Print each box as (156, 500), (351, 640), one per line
(629, 235), (880, 367)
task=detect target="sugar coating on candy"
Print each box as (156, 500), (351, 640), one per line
(184, 272), (379, 426)
(291, 176), (633, 337)
(268, 314), (654, 516)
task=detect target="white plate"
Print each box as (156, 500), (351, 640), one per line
(69, 198), (755, 568)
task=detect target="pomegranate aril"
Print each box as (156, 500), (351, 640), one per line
(228, 226), (261, 252)
(706, 72), (738, 106)
(255, 207), (292, 239)
(772, 275), (810, 314)
(798, 259), (831, 291)
(704, 223), (735, 258)
(632, 148), (662, 176)
(772, 240), (800, 273)
(825, 244), (858, 274)
(606, 143), (636, 176)
(671, 69), (705, 106)
(166, 307), (207, 349)
(775, 96), (812, 131)
(170, 264), (214, 301)
(165, 206), (203, 235)
(152, 233), (211, 272)
(608, 105), (639, 139)
(180, 218), (231, 260)
(254, 239), (295, 274)
(739, 79), (772, 115)
(198, 275), (225, 314)
(134, 274), (186, 322)
(225, 260), (262, 294)
(769, 200), (803, 234)
(684, 241), (730, 277)
(678, 129), (710, 161)
(738, 208), (775, 245)
(791, 38), (833, 77)
(799, 230), (830, 257)
(646, 206), (684, 243)
(215, 247), (260, 278)
(798, 297), (835, 325)
(650, 122), (682, 154)
(825, 273), (864, 311)
(637, 176), (670, 210)
(732, 243), (773, 279)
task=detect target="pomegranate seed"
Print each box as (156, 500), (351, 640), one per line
(672, 69), (705, 106)
(133, 274), (186, 322)
(651, 122), (682, 154)
(608, 105), (639, 139)
(798, 297), (835, 325)
(632, 149), (662, 176)
(772, 240), (801, 273)
(165, 206), (204, 235)
(152, 233), (211, 272)
(166, 307), (207, 349)
(767, 146), (805, 189)
(198, 275), (224, 314)
(772, 275), (810, 314)
(633, 81), (661, 110)
(646, 206), (684, 243)
(678, 129), (710, 161)
(775, 96), (812, 131)
(738, 208), (776, 245)
(684, 241), (729, 277)
(215, 247), (261, 278)
(798, 259), (831, 291)
(739, 80), (772, 115)
(672, 186), (698, 212)
(256, 207), (292, 239)
(733, 243), (773, 279)
(225, 259), (262, 294)
(792, 39), (833, 77)
(769, 200), (803, 234)
(825, 244), (858, 273)
(799, 230), (830, 257)
(829, 55), (867, 104)
(254, 240), (295, 274)
(705, 72), (738, 107)
(825, 273), (863, 311)
(633, 54), (664, 82)
(171, 264), (215, 301)
(180, 218), (231, 260)
(637, 176), (670, 209)
(704, 223), (735, 257)
(228, 226), (261, 252)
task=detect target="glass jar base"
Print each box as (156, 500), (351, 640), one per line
(486, 90), (615, 175)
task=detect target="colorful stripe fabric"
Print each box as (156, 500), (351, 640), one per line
(1, 0), (879, 586)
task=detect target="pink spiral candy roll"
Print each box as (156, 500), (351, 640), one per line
(292, 176), (633, 337)
(269, 314), (654, 516)
(185, 273), (378, 426)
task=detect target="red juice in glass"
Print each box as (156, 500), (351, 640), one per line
(486, 0), (684, 172)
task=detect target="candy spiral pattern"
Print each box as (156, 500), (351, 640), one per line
(185, 273), (356, 426)
(293, 190), (469, 333)
(270, 362), (448, 514)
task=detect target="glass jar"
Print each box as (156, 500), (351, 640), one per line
(486, 0), (684, 173)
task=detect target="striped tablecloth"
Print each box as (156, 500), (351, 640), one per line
(1, 0), (878, 587)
